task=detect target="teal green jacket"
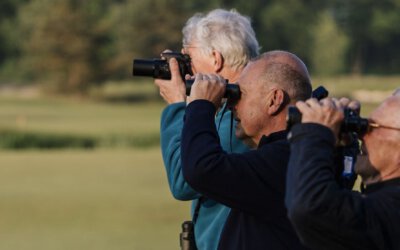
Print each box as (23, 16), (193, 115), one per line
(160, 102), (249, 250)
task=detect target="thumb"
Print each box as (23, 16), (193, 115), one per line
(169, 58), (181, 80)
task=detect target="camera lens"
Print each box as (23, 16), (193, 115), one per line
(132, 59), (171, 79)
(133, 59), (156, 77)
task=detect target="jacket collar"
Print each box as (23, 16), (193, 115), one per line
(258, 130), (288, 148)
(364, 177), (400, 194)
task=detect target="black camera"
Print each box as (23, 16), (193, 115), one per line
(180, 221), (197, 250)
(132, 52), (193, 80)
(185, 79), (241, 105)
(286, 107), (369, 136)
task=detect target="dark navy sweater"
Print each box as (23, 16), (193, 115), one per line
(181, 100), (306, 250)
(286, 123), (400, 250)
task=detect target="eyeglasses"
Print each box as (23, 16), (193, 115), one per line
(368, 120), (400, 132)
(182, 45), (200, 54)
(182, 44), (198, 49)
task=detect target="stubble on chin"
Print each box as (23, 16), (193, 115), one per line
(355, 155), (380, 184)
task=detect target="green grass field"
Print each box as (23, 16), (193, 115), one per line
(0, 148), (189, 250)
(0, 76), (398, 249)
(0, 83), (191, 249)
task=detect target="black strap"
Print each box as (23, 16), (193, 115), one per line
(192, 197), (204, 223)
(229, 110), (234, 152)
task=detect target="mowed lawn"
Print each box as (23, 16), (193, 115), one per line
(0, 97), (162, 138)
(0, 92), (189, 250)
(0, 148), (189, 250)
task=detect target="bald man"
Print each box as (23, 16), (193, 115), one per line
(181, 51), (312, 250)
(286, 95), (400, 250)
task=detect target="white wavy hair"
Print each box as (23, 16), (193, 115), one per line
(182, 9), (260, 71)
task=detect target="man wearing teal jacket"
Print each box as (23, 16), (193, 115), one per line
(154, 9), (259, 250)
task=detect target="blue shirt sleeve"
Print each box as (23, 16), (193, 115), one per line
(160, 102), (199, 200)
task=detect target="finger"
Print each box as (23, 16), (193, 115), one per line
(199, 74), (209, 82)
(203, 74), (218, 83)
(348, 100), (361, 114)
(216, 74), (226, 83)
(169, 58), (181, 79)
(194, 73), (203, 81)
(332, 98), (343, 109)
(208, 74), (222, 84)
(320, 98), (335, 108)
(160, 49), (172, 58)
(338, 97), (350, 107)
(305, 97), (320, 108)
(208, 74), (218, 80)
(296, 101), (312, 114)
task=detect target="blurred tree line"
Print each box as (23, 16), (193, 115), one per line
(0, 0), (399, 94)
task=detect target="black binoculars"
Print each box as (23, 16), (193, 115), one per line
(286, 107), (369, 136)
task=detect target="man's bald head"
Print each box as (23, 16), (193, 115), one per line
(251, 50), (312, 102)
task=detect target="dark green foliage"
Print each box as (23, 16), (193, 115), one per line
(0, 130), (97, 149)
(331, 0), (400, 74)
(1, 0), (400, 91)
(102, 133), (160, 148)
(0, 130), (160, 149)
(0, 0), (27, 67)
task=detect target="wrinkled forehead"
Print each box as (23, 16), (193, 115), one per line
(371, 96), (400, 127)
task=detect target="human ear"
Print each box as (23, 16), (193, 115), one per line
(212, 50), (224, 73)
(267, 89), (285, 115)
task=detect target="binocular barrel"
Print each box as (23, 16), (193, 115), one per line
(185, 79), (241, 102)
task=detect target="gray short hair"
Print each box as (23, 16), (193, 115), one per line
(182, 9), (260, 71)
(263, 63), (312, 102)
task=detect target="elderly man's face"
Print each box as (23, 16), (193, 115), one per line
(233, 61), (269, 147)
(356, 97), (400, 181)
